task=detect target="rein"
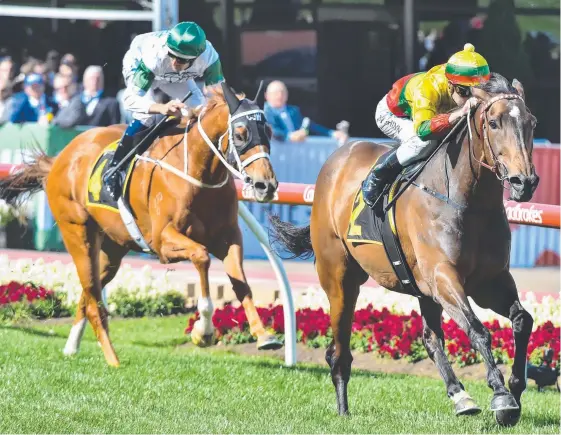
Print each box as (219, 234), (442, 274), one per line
(138, 104), (271, 189)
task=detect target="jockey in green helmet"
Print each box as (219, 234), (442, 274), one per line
(104, 21), (224, 201)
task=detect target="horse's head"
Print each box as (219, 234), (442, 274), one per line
(472, 74), (539, 202)
(221, 82), (278, 202)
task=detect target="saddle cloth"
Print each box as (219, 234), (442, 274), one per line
(347, 163), (424, 298)
(86, 141), (138, 213)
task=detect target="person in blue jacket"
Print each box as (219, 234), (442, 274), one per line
(264, 80), (348, 143)
(9, 73), (57, 124)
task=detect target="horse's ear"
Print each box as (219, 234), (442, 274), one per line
(221, 81), (241, 113)
(512, 78), (525, 100)
(252, 80), (264, 103)
(471, 87), (491, 102)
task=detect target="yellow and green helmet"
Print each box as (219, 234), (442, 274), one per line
(445, 43), (490, 86)
(166, 21), (207, 59)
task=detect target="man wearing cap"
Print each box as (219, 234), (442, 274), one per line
(9, 73), (57, 124)
(104, 21), (224, 200)
(361, 43), (490, 208)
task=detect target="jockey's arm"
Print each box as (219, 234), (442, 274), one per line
(412, 84), (453, 142)
(202, 59), (224, 86)
(122, 59), (161, 115)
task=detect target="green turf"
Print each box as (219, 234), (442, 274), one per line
(0, 317), (558, 434)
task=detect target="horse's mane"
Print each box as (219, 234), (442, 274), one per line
(185, 84), (246, 122)
(475, 72), (518, 95)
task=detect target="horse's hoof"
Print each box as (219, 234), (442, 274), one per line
(455, 397), (481, 416)
(257, 334), (283, 350)
(495, 408), (521, 427)
(490, 393), (519, 412)
(191, 328), (215, 348)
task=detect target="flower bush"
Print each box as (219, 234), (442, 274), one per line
(186, 304), (560, 368)
(0, 281), (70, 322)
(0, 256), (559, 368)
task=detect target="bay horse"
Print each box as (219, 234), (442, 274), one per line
(270, 74), (539, 426)
(0, 82), (282, 366)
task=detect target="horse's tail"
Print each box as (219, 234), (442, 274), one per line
(0, 148), (54, 208)
(268, 214), (314, 260)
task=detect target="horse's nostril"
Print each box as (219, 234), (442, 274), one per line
(509, 176), (523, 188)
(254, 181), (267, 192)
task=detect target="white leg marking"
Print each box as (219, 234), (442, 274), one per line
(194, 297), (214, 335)
(63, 318), (87, 356)
(451, 389), (471, 404)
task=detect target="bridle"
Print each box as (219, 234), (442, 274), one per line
(138, 103), (270, 189)
(467, 93), (525, 185)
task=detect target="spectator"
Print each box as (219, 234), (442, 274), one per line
(52, 73), (77, 110)
(45, 50), (60, 86)
(9, 73), (57, 124)
(58, 53), (79, 82)
(53, 65), (120, 128)
(0, 56), (14, 121)
(0, 84), (13, 124)
(264, 80), (348, 143)
(33, 62), (54, 96)
(0, 56), (15, 85)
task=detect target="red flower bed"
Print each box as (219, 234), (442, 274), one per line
(0, 281), (53, 305)
(186, 304), (560, 367)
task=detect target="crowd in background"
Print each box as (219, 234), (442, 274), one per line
(0, 48), (348, 143)
(0, 50), (124, 128)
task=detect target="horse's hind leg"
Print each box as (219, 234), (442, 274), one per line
(419, 297), (481, 416)
(470, 271), (533, 426)
(318, 242), (364, 416)
(58, 220), (120, 366)
(211, 226), (281, 350)
(432, 263), (518, 423)
(63, 236), (127, 356)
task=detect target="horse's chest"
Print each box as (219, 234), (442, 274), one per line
(434, 211), (510, 272)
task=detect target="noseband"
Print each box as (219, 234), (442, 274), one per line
(469, 93), (525, 183)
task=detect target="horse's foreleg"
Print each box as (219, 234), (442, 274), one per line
(419, 297), (481, 416)
(159, 225), (214, 347)
(433, 262), (518, 424)
(470, 271), (533, 427)
(212, 227), (282, 350)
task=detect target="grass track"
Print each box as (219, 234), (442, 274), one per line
(0, 317), (559, 434)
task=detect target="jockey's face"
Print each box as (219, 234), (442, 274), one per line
(449, 83), (471, 106)
(169, 53), (195, 72)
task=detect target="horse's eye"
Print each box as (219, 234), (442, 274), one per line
(234, 132), (244, 141)
(489, 120), (498, 130)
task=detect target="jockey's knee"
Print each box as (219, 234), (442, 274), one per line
(396, 137), (436, 166)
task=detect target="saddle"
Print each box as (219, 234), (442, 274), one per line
(347, 161), (425, 298)
(86, 117), (185, 253)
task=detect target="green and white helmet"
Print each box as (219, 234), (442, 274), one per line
(166, 21), (207, 59)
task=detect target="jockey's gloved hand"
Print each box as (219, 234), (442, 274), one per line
(459, 97), (479, 116)
(450, 97), (479, 124)
(161, 99), (186, 116)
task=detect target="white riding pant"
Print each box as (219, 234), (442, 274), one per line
(375, 94), (437, 166)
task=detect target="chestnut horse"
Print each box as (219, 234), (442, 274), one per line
(270, 74), (538, 426)
(0, 82), (282, 367)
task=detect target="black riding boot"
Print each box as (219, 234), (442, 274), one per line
(361, 149), (403, 208)
(104, 134), (135, 201)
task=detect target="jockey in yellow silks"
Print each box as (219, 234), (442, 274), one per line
(362, 43), (491, 208)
